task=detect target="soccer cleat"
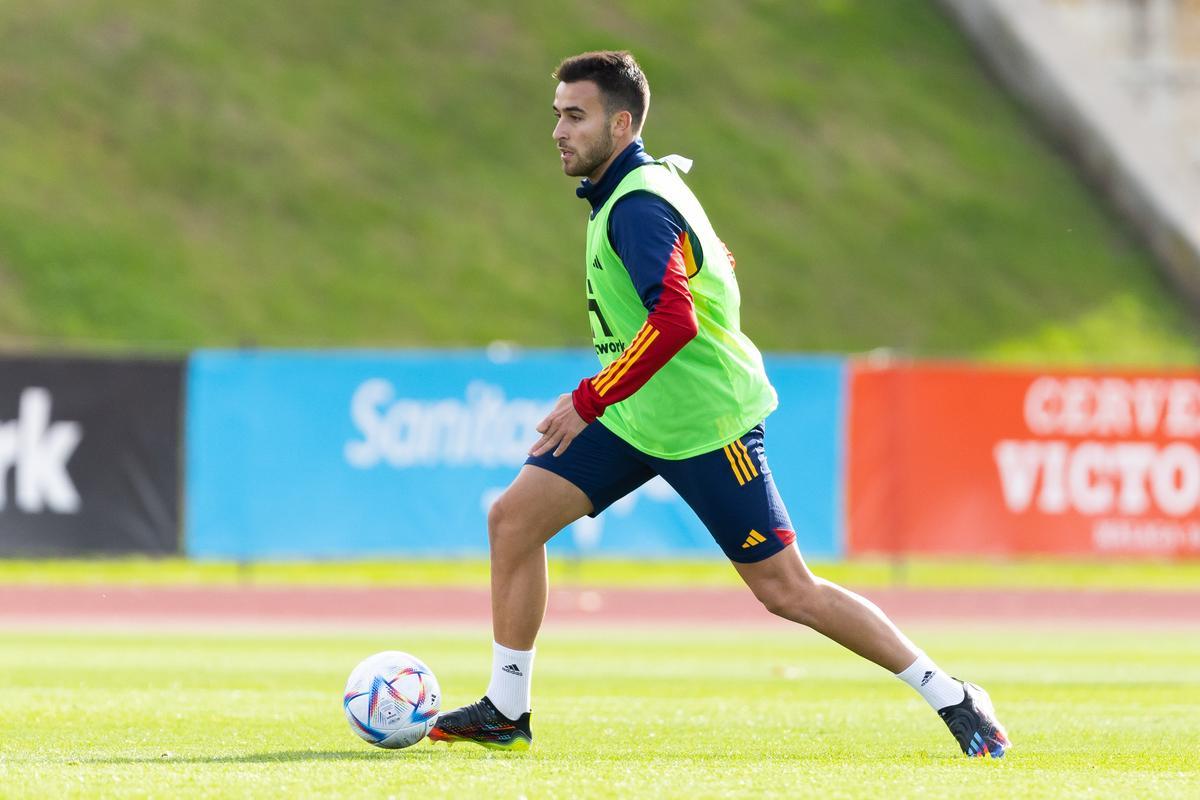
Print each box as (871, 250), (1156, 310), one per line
(428, 696), (532, 751)
(937, 681), (1011, 758)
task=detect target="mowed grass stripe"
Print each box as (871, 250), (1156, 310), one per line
(2, 557), (1199, 591)
(0, 627), (1196, 798)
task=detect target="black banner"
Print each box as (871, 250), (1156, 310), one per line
(0, 356), (183, 555)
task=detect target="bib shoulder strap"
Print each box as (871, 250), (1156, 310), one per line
(659, 154), (693, 175)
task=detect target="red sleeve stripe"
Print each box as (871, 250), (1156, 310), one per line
(591, 321), (653, 387)
(594, 326), (660, 396)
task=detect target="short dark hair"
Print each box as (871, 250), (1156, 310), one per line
(554, 50), (650, 131)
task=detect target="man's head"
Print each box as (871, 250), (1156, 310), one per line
(552, 50), (650, 181)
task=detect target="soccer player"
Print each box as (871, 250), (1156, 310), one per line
(430, 50), (1010, 758)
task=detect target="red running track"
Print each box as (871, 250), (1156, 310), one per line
(1, 585), (1198, 626)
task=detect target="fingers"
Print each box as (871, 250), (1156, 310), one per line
(536, 395), (570, 435)
(552, 429), (577, 457)
(529, 427), (563, 457)
(540, 416), (581, 457)
(530, 396), (584, 457)
(529, 413), (564, 456)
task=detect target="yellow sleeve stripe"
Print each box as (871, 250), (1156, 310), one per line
(595, 327), (659, 396)
(735, 440), (759, 478)
(723, 444), (749, 485)
(591, 326), (641, 391)
(594, 326), (660, 397)
(592, 322), (652, 387)
(680, 234), (700, 278)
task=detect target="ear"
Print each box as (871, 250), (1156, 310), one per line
(611, 109), (633, 138)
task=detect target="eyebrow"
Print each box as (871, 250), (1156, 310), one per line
(553, 105), (587, 115)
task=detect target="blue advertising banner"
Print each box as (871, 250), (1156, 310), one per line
(185, 350), (845, 559)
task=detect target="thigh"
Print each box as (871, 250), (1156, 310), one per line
(731, 540), (816, 603)
(655, 424), (797, 563)
(492, 462), (596, 546)
(524, 420), (656, 518)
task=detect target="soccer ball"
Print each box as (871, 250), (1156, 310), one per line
(343, 651), (441, 749)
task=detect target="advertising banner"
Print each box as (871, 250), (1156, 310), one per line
(0, 356), (183, 555)
(847, 363), (1200, 557)
(185, 350), (845, 559)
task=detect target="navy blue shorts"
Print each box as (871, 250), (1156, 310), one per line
(525, 421), (796, 563)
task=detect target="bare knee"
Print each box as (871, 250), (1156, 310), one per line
(487, 493), (518, 548)
(487, 491), (548, 558)
(754, 575), (823, 627)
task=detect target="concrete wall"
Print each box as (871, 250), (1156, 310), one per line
(938, 0), (1200, 312)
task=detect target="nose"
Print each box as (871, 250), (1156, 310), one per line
(552, 118), (566, 142)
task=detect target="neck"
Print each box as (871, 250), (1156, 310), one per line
(588, 136), (635, 183)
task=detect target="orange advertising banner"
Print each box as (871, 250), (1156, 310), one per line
(847, 363), (1200, 557)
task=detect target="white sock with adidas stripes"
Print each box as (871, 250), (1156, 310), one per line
(485, 641), (534, 721)
(896, 652), (966, 710)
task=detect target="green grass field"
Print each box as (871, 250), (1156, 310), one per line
(1, 625), (1197, 798)
(3, 556), (1200, 590)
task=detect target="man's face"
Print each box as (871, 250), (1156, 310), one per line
(552, 80), (616, 179)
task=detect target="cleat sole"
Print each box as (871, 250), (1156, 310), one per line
(428, 729), (530, 752)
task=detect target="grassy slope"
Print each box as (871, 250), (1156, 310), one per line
(0, 0), (1196, 363)
(1, 627), (1197, 798)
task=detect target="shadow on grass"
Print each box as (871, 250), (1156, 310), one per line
(68, 749), (417, 765)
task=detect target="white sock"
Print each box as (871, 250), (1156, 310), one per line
(895, 652), (966, 710)
(485, 641), (534, 721)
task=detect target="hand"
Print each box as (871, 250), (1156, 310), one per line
(529, 393), (588, 457)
